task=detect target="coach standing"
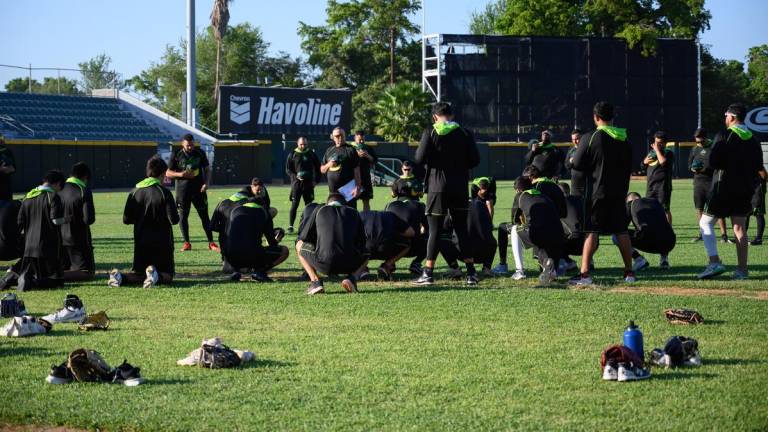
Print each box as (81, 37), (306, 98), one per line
(166, 133), (219, 252)
(697, 103), (763, 280)
(569, 101), (635, 285)
(321, 127), (361, 202)
(413, 102), (480, 286)
(286, 136), (321, 233)
(564, 128), (584, 197)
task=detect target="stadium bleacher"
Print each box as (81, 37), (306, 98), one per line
(0, 92), (174, 142)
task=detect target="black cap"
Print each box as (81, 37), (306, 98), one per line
(694, 127), (706, 138)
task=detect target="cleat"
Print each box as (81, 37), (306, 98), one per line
(250, 272), (273, 283)
(749, 238), (762, 246)
(466, 274), (478, 286)
(623, 270), (637, 283)
(697, 262), (726, 280)
(491, 263), (509, 275)
(632, 256), (649, 272)
(46, 362), (74, 385)
(228, 272), (241, 282)
(42, 294), (85, 324)
(111, 360), (145, 386)
(732, 268), (749, 280)
(568, 273), (592, 286)
(412, 271), (434, 286)
(208, 242), (221, 252)
(181, 242), (192, 252)
(659, 256), (670, 269)
(306, 280), (325, 295)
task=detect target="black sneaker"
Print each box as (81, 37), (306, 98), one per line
(341, 276), (358, 293)
(412, 270), (434, 286)
(46, 362), (74, 385)
(749, 239), (763, 246)
(229, 272), (242, 282)
(466, 274), (478, 286)
(251, 271), (273, 283)
(306, 280), (324, 295)
(287, 226), (294, 234)
(377, 264), (393, 281)
(721, 234), (733, 244)
(408, 262), (422, 275)
(111, 360), (145, 386)
(64, 294), (83, 310)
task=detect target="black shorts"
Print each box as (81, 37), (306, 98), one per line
(290, 181), (315, 204)
(358, 183), (374, 200)
(629, 230), (676, 255)
(646, 187), (671, 211)
(176, 190), (208, 211)
(425, 191), (468, 216)
(133, 242), (174, 275)
(227, 245), (285, 271)
(471, 240), (497, 265)
(299, 242), (367, 276)
(583, 198), (629, 234)
(63, 245), (95, 273)
(693, 180), (711, 211)
(564, 236), (585, 256)
(704, 193), (753, 219)
(369, 237), (410, 261)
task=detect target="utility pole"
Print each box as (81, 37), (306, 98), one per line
(186, 0), (196, 127)
(28, 64), (32, 93)
(390, 27), (395, 85)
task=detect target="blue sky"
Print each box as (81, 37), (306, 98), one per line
(1, 0), (766, 89)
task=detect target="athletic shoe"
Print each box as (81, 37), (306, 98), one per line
(143, 265), (159, 289)
(692, 235), (703, 242)
(556, 260), (567, 277)
(697, 262), (726, 279)
(377, 264), (393, 281)
(623, 270), (637, 283)
(659, 256), (670, 270)
(466, 274), (478, 286)
(42, 294), (86, 324)
(602, 362), (618, 381)
(749, 238), (763, 246)
(568, 273), (593, 286)
(341, 277), (358, 293)
(617, 363), (651, 381)
(721, 235), (733, 244)
(511, 270), (527, 281)
(306, 280), (325, 295)
(229, 272), (241, 282)
(444, 267), (463, 280)
(649, 349), (672, 368)
(408, 262), (422, 275)
(251, 272), (273, 283)
(107, 269), (122, 287)
(1, 316), (51, 337)
(412, 271), (434, 286)
(111, 360), (145, 386)
(538, 270), (557, 286)
(287, 226), (294, 234)
(564, 259), (579, 272)
(208, 242), (221, 252)
(683, 352), (702, 367)
(632, 256), (649, 272)
(46, 362), (74, 385)
(480, 266), (494, 278)
(181, 241), (192, 252)
(491, 263), (509, 275)
(732, 268), (749, 280)
(16, 272), (29, 292)
(357, 267), (371, 281)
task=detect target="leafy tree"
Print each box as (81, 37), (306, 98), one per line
(700, 46), (751, 134)
(747, 44), (768, 103)
(79, 53), (123, 93)
(374, 81), (431, 142)
(469, 1), (506, 35)
(5, 76), (80, 95)
(299, 0), (421, 131)
(5, 78), (41, 93)
(495, 0), (582, 37)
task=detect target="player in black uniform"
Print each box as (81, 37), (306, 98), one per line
(353, 130), (378, 211)
(385, 187), (428, 276)
(286, 136), (321, 233)
(688, 128), (729, 243)
(166, 134), (218, 252)
(58, 162), (95, 280)
(110, 157), (180, 288)
(569, 101), (635, 285)
(223, 198), (289, 282)
(296, 194), (369, 294)
(0, 136), (16, 201)
(390, 160), (424, 201)
(210, 189), (249, 274)
(413, 102), (480, 286)
(746, 167), (767, 246)
(358, 210), (415, 280)
(467, 197), (497, 276)
(557, 182), (585, 275)
(564, 128), (585, 197)
(621, 193), (676, 271)
(470, 176), (497, 219)
(524, 129), (564, 180)
(14, 170), (66, 291)
(321, 127), (362, 201)
(511, 176), (564, 285)
(643, 131), (674, 224)
(698, 103), (764, 280)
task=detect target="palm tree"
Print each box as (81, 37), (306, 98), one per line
(374, 81), (432, 142)
(210, 0), (232, 101)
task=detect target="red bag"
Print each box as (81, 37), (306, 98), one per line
(600, 344), (644, 370)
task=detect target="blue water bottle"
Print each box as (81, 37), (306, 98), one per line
(623, 320), (644, 361)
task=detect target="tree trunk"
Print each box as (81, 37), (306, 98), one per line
(214, 39), (222, 102)
(390, 27), (395, 85)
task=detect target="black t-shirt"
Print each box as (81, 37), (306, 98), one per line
(169, 147), (210, 195)
(224, 203), (276, 259)
(525, 145), (564, 179)
(286, 149), (322, 184)
(565, 146), (586, 196)
(360, 210), (409, 252)
(688, 142), (714, 181)
(512, 191), (562, 237)
(0, 146), (16, 201)
(58, 180), (95, 248)
(415, 123), (480, 193)
(627, 198), (675, 245)
(210, 192), (248, 243)
(0, 199), (21, 260)
(19, 188), (63, 258)
(533, 178), (566, 218)
(354, 144), (378, 188)
(385, 199), (427, 233)
(468, 199), (495, 245)
(562, 195), (584, 239)
(709, 126), (763, 202)
(298, 203), (366, 265)
(297, 202), (322, 236)
(572, 127), (632, 202)
(123, 182), (180, 250)
(323, 144), (360, 192)
(645, 148), (674, 193)
(391, 176), (424, 200)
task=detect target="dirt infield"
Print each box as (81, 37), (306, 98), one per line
(609, 286), (768, 300)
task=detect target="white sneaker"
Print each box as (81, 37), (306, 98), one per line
(632, 256), (649, 272)
(683, 352), (702, 367)
(538, 269), (556, 285)
(491, 264), (509, 275)
(617, 364), (651, 381)
(41, 306), (85, 324)
(698, 262), (726, 279)
(1, 316), (51, 337)
(143, 266), (159, 289)
(108, 269), (122, 287)
(602, 363), (618, 381)
(510, 270), (526, 280)
(568, 274), (593, 286)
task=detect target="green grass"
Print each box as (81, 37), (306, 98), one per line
(1, 180), (767, 431)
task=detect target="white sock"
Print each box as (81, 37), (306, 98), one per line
(511, 225), (524, 272)
(700, 214), (719, 258)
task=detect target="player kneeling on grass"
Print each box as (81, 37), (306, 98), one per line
(556, 182), (586, 275)
(109, 156), (179, 288)
(510, 176), (564, 285)
(296, 193), (369, 294)
(358, 210), (415, 281)
(619, 192), (676, 271)
(59, 162), (96, 282)
(223, 197), (289, 283)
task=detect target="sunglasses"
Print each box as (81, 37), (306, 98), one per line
(332, 135), (343, 138)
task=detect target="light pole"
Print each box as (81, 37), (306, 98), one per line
(186, 0), (196, 127)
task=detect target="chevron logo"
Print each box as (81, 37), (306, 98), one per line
(230, 97), (250, 125)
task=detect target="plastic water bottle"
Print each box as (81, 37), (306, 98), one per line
(623, 320), (644, 361)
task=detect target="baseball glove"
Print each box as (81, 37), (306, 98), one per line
(198, 343), (242, 369)
(78, 311), (110, 331)
(67, 348), (113, 382)
(664, 308), (704, 324)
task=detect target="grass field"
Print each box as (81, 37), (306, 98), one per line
(1, 179), (767, 431)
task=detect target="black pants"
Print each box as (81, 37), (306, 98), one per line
(289, 182), (315, 228)
(518, 229), (563, 270)
(745, 214), (765, 241)
(497, 223), (512, 265)
(426, 211), (470, 263)
(177, 192), (213, 243)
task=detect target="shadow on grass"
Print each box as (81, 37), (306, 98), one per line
(651, 371), (719, 380)
(242, 358), (295, 369)
(146, 377), (194, 385)
(705, 358), (767, 366)
(0, 345), (56, 357)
